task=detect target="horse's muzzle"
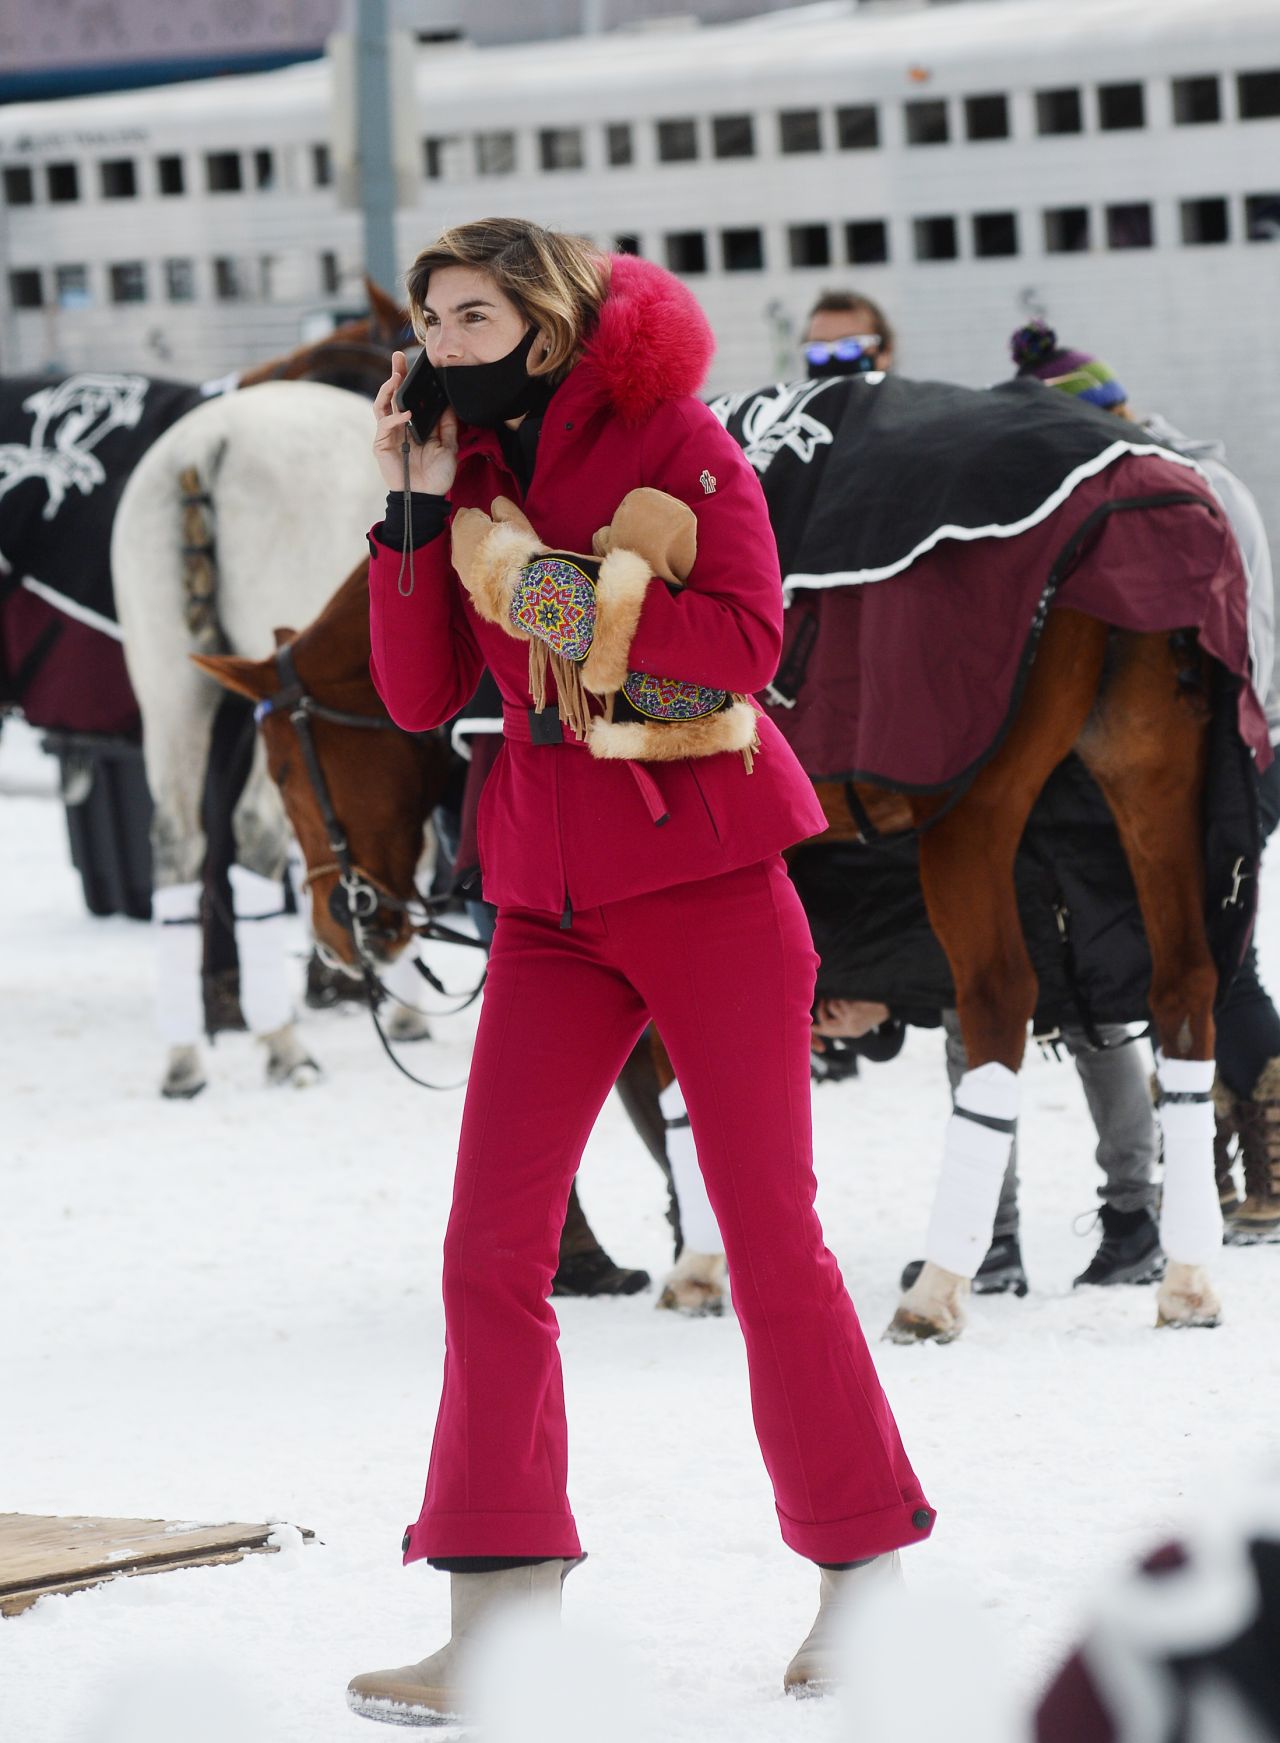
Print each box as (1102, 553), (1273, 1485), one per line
(325, 880), (406, 963)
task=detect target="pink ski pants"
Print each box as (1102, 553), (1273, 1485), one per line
(404, 856), (934, 1565)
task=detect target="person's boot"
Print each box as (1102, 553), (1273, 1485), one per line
(1225, 1057), (1280, 1243)
(784, 1554), (902, 1697)
(1072, 1204), (1164, 1286)
(552, 1180), (650, 1297)
(899, 1232), (1028, 1297)
(1213, 1077), (1241, 1212)
(347, 1560), (566, 1725)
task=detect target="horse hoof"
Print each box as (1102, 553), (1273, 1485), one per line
(1155, 1263), (1222, 1329)
(656, 1251), (728, 1316)
(260, 1023), (322, 1088)
(887, 1260), (968, 1343)
(269, 1055), (322, 1089)
(656, 1281), (725, 1316)
(161, 1077), (206, 1101)
(1156, 1305), (1222, 1329)
(386, 1008), (432, 1044)
(883, 1308), (959, 1346)
(161, 1046), (206, 1100)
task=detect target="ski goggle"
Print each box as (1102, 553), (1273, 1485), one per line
(803, 335), (881, 367)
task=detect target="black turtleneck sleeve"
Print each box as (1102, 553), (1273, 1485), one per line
(374, 491), (449, 553)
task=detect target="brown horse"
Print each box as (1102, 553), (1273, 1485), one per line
(195, 563), (658, 1299)
(195, 539), (1235, 1337)
(855, 608), (1221, 1338)
(191, 560), (448, 970)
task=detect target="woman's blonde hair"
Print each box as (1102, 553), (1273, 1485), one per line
(405, 218), (610, 377)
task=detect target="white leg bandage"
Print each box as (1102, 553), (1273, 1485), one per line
(1155, 1053), (1222, 1265)
(380, 949), (423, 1006)
(925, 1062), (1020, 1278)
(229, 864), (294, 1037)
(153, 880), (204, 1046)
(659, 1078), (723, 1255)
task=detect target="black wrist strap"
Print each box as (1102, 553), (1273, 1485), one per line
(397, 437), (415, 597)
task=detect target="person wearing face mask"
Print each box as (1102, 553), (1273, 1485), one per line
(802, 288), (895, 380)
(347, 219), (934, 1726)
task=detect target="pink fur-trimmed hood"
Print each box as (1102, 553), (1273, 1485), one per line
(573, 253), (716, 426)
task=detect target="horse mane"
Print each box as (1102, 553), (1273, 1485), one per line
(288, 559), (376, 705)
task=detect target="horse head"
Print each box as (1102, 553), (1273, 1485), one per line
(237, 279), (411, 398)
(191, 561), (449, 971)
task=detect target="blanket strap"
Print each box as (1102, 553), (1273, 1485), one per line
(842, 781), (882, 845)
(764, 606), (819, 709)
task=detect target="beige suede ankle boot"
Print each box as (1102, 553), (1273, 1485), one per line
(784, 1552), (903, 1697)
(347, 1560), (567, 1725)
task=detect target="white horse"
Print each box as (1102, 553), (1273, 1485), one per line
(111, 380), (387, 1097)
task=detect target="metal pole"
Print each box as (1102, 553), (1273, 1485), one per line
(355, 0), (399, 293)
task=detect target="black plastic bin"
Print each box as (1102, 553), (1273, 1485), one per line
(41, 731), (153, 920)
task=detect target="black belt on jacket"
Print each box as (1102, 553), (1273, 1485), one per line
(500, 701), (669, 825)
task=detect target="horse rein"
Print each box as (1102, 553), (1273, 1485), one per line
(254, 642), (486, 1089)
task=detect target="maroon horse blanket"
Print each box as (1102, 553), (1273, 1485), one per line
(712, 374), (1268, 787)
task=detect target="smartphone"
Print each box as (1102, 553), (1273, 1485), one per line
(394, 347), (449, 444)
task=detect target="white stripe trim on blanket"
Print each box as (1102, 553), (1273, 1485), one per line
(781, 440), (1209, 597)
(20, 574), (125, 641)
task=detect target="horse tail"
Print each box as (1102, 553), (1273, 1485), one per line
(178, 446), (228, 655)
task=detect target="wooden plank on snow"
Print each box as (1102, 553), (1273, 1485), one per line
(0, 1513), (314, 1617)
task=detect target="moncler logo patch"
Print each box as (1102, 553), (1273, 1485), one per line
(699, 469), (717, 495)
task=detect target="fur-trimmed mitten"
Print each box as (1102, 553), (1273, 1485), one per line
(587, 494), (758, 768)
(450, 489), (758, 766)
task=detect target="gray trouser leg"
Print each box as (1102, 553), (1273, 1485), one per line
(942, 1009), (1020, 1239)
(1061, 1025), (1158, 1214)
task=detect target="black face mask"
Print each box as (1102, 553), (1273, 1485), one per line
(438, 327), (554, 428)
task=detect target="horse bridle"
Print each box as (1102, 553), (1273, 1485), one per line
(254, 642), (485, 1088)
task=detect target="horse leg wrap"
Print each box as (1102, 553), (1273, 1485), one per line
(925, 1062), (1020, 1278)
(228, 864), (294, 1037)
(659, 1078), (723, 1255)
(380, 949), (422, 1006)
(1155, 1053), (1222, 1265)
(153, 880), (204, 1045)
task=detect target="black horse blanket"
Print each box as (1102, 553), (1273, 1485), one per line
(0, 372), (202, 735)
(710, 374), (1266, 1028)
(711, 374), (1267, 785)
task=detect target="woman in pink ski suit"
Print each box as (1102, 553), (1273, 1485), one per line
(347, 218), (933, 1726)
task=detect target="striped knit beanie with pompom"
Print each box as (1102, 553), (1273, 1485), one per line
(1010, 319), (1128, 409)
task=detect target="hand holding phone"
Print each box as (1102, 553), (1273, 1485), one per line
(394, 347), (450, 444)
(373, 350), (459, 495)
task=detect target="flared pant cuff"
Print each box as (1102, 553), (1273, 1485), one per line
(403, 1510), (583, 1566)
(778, 1495), (936, 1564)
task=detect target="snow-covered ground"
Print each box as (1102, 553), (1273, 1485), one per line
(3, 716), (1279, 1743)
